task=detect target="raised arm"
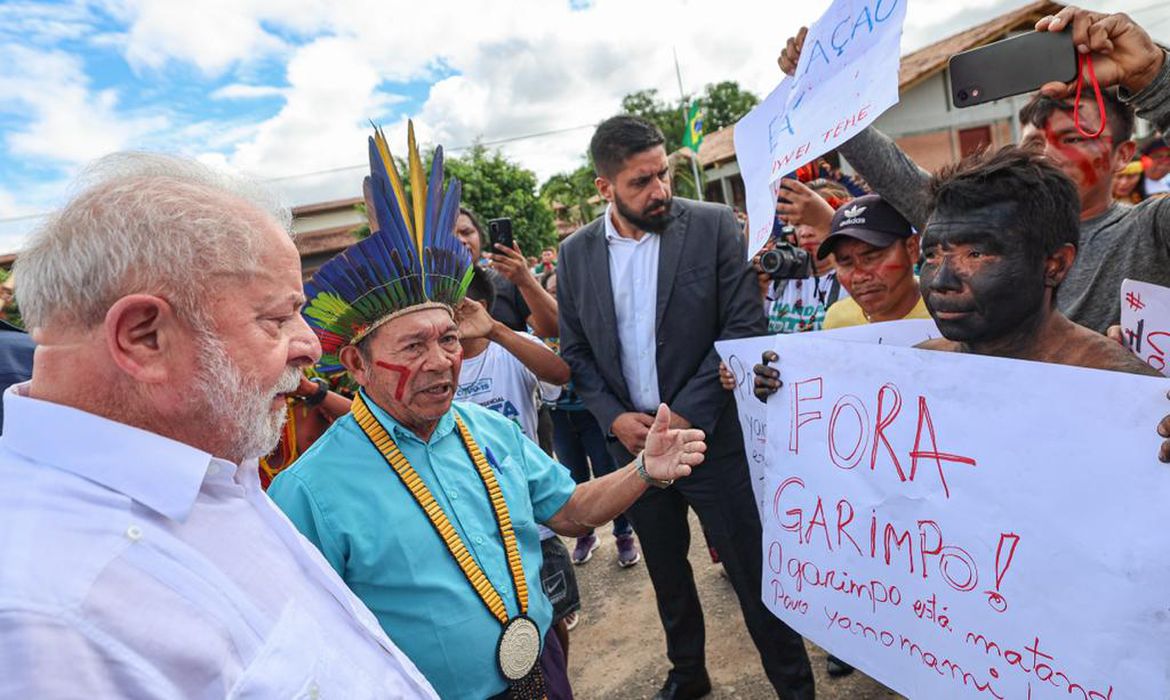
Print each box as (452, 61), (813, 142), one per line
(778, 27), (932, 229)
(487, 241), (559, 338)
(490, 325), (570, 385)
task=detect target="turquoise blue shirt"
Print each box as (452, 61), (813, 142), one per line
(269, 393), (576, 699)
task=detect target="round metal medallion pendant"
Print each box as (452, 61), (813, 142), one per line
(496, 615), (541, 681)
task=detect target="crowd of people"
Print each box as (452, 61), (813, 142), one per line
(1, 5), (1170, 700)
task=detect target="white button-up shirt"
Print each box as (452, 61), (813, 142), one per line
(0, 385), (437, 699)
(605, 205), (661, 412)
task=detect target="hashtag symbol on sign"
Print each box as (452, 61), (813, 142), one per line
(1126, 291), (1146, 311)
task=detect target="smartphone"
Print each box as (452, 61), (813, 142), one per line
(488, 217), (514, 251)
(949, 30), (1077, 109)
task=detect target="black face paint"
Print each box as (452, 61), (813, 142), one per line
(920, 203), (1047, 344)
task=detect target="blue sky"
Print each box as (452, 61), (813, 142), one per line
(0, 0), (1166, 252)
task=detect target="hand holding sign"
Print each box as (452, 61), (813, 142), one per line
(717, 321), (941, 518)
(778, 27), (808, 76)
(736, 0), (908, 258)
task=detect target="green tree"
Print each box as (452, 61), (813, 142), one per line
(354, 147), (557, 256)
(609, 82), (759, 200)
(701, 80), (760, 132)
(618, 81), (760, 151)
(540, 161), (598, 228)
(621, 89), (686, 153)
(0, 267), (22, 328)
(352, 202), (371, 240)
(445, 145), (557, 256)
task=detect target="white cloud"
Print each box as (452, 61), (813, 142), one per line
(0, 1), (93, 45)
(211, 83), (288, 100)
(106, 0), (322, 77)
(0, 178), (73, 253)
(0, 45), (167, 165)
(222, 37), (388, 178)
(5, 0), (1170, 259)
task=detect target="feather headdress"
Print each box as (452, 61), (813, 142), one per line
(302, 121), (474, 372)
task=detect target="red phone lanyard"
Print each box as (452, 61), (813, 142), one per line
(1074, 52), (1108, 139)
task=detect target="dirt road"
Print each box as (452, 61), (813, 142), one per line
(562, 514), (904, 700)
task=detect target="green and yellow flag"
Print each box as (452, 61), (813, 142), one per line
(682, 101), (704, 153)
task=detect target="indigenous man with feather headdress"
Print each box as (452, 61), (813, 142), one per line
(269, 125), (708, 700)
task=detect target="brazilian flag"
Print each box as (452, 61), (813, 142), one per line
(682, 101), (704, 153)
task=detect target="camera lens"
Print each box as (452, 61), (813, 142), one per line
(957, 89), (969, 101)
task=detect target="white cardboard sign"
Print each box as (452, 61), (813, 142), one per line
(717, 319), (938, 517)
(1120, 278), (1170, 376)
(759, 334), (1170, 699)
(735, 0), (907, 258)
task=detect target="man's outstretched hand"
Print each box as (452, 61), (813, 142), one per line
(754, 350), (782, 403)
(642, 404), (707, 482)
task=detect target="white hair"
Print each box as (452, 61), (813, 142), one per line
(15, 152), (293, 331)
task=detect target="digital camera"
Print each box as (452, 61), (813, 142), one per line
(759, 226), (812, 281)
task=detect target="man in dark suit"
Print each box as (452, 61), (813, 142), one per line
(557, 115), (814, 700)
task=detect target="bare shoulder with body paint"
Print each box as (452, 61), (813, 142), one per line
(1049, 322), (1162, 376)
(914, 338), (960, 352)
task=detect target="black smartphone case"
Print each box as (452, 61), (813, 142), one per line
(949, 30), (1077, 108)
(488, 219), (514, 250)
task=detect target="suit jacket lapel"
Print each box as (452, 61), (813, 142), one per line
(584, 222), (622, 360)
(655, 201), (688, 333)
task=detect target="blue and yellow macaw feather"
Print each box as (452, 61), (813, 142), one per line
(371, 126), (412, 239)
(406, 122), (427, 262)
(425, 146), (445, 251)
(301, 122), (475, 368)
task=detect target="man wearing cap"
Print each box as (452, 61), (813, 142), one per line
(819, 194), (931, 329)
(777, 6), (1170, 333)
(755, 148), (1168, 398)
(269, 126), (709, 700)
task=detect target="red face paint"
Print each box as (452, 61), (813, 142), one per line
(375, 361), (412, 401)
(1043, 112), (1113, 192)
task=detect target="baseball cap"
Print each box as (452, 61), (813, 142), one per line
(816, 194), (915, 260)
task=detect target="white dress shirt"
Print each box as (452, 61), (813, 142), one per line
(0, 385), (437, 699)
(604, 204), (661, 412)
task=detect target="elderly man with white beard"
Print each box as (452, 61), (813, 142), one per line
(0, 154), (439, 698)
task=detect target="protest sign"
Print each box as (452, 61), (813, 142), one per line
(1120, 278), (1170, 376)
(717, 335), (776, 515)
(761, 335), (1170, 699)
(717, 319), (938, 516)
(735, 0), (907, 258)
(818, 317), (938, 345)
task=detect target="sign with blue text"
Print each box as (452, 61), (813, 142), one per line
(735, 0), (907, 257)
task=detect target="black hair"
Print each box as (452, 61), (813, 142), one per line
(590, 115), (666, 179)
(928, 146), (1080, 265)
(464, 265), (497, 310)
(1140, 132), (1170, 155)
(1018, 88), (1134, 145)
(458, 205), (487, 245)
